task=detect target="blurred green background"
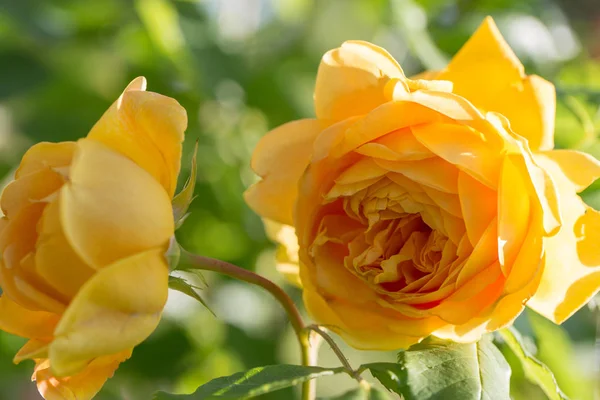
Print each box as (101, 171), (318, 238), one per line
(0, 0), (599, 399)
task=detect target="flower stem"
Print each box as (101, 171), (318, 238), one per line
(179, 251), (317, 399)
(306, 325), (366, 385)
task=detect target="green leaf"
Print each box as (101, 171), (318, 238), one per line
(320, 386), (392, 400)
(362, 336), (511, 400)
(172, 141), (198, 229)
(165, 237), (181, 270)
(154, 364), (345, 399)
(497, 327), (568, 400)
(168, 275), (213, 315)
(526, 310), (591, 399)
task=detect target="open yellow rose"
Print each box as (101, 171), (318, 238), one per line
(245, 17), (600, 350)
(0, 77), (186, 399)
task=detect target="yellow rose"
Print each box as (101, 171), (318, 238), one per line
(245, 17), (600, 350)
(0, 77), (187, 399)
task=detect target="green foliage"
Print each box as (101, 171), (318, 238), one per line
(154, 365), (345, 399)
(497, 327), (568, 400)
(319, 386), (392, 400)
(363, 336), (511, 400)
(388, 0), (448, 70)
(168, 275), (212, 315)
(173, 141), (199, 229)
(526, 310), (594, 400)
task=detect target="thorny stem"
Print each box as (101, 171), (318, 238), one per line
(306, 325), (367, 385)
(179, 251), (318, 399)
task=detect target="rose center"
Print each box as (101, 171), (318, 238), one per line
(312, 175), (459, 295)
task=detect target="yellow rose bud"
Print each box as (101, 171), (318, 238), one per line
(0, 77), (187, 399)
(245, 17), (600, 350)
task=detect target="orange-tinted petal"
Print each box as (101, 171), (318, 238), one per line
(15, 142), (76, 179)
(0, 203), (68, 313)
(0, 295), (59, 339)
(539, 149), (600, 192)
(14, 339), (49, 364)
(36, 198), (96, 300)
(411, 122), (503, 187)
(263, 220), (302, 287)
(437, 17), (555, 150)
(303, 285), (428, 350)
(328, 101), (453, 159)
(315, 41), (405, 122)
(60, 139), (174, 269)
(458, 171), (497, 246)
(375, 157), (459, 193)
(527, 154), (600, 323)
(86, 77), (187, 197)
(48, 248), (167, 377)
(34, 350), (131, 400)
(1, 168), (65, 218)
(497, 155), (530, 270)
(244, 119), (322, 225)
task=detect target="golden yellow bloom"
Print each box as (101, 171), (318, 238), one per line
(0, 77), (187, 399)
(245, 18), (600, 350)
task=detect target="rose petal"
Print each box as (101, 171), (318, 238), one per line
(0, 203), (68, 313)
(527, 154), (600, 323)
(14, 339), (50, 363)
(538, 149), (600, 192)
(15, 142), (76, 179)
(1, 168), (65, 218)
(0, 295), (59, 339)
(315, 41), (405, 122)
(497, 155), (530, 270)
(36, 198), (96, 300)
(49, 248), (168, 377)
(437, 17), (555, 151)
(458, 171), (497, 246)
(86, 77), (186, 197)
(411, 122), (503, 188)
(244, 119), (323, 225)
(60, 139), (173, 269)
(34, 350), (131, 400)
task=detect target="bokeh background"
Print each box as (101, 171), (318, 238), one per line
(0, 0), (599, 399)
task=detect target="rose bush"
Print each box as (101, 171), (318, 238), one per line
(0, 77), (186, 399)
(245, 18), (600, 350)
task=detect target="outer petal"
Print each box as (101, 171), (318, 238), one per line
(411, 122), (503, 187)
(458, 171), (497, 246)
(437, 17), (555, 150)
(0, 295), (59, 339)
(263, 220), (302, 287)
(314, 41), (405, 122)
(527, 154), (600, 323)
(497, 155), (530, 270)
(324, 101), (454, 160)
(244, 119), (322, 225)
(1, 168), (65, 218)
(538, 149), (600, 192)
(0, 203), (68, 313)
(48, 248), (168, 377)
(34, 350), (131, 400)
(302, 285), (428, 350)
(14, 142), (76, 179)
(14, 340), (50, 364)
(60, 139), (174, 269)
(36, 198), (96, 300)
(86, 77), (187, 197)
